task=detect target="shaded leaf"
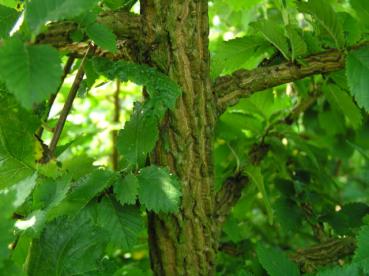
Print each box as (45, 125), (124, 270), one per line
(114, 174), (139, 205)
(323, 84), (362, 129)
(346, 46), (369, 111)
(245, 166), (273, 224)
(94, 197), (143, 250)
(26, 213), (107, 276)
(118, 103), (159, 165)
(256, 243), (300, 276)
(47, 170), (116, 220)
(25, 0), (99, 34)
(353, 225), (369, 273)
(297, 0), (344, 48)
(0, 4), (19, 38)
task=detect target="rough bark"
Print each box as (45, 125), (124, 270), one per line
(139, 1), (217, 275)
(35, 10), (141, 60)
(214, 49), (345, 111)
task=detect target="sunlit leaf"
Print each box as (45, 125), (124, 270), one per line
(137, 165), (182, 213)
(0, 39), (62, 108)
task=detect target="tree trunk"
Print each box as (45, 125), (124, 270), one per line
(140, 1), (218, 275)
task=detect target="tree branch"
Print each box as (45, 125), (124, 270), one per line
(214, 48), (345, 112)
(35, 10), (141, 60)
(47, 44), (96, 160)
(290, 237), (356, 273)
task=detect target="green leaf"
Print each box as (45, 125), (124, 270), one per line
(323, 84), (362, 129)
(11, 173), (37, 208)
(0, 39), (62, 108)
(256, 243), (300, 276)
(137, 165), (182, 213)
(0, 0), (17, 8)
(297, 0), (344, 48)
(212, 35), (274, 76)
(114, 174), (139, 205)
(32, 175), (71, 211)
(322, 203), (369, 235)
(47, 170), (116, 220)
(350, 0), (369, 29)
(103, 0), (137, 10)
(94, 197), (143, 250)
(0, 189), (16, 263)
(0, 95), (39, 189)
(346, 46), (369, 111)
(25, 0), (99, 34)
(250, 20), (290, 60)
(274, 198), (302, 232)
(286, 25), (307, 60)
(86, 23), (117, 52)
(118, 103), (159, 165)
(245, 166), (273, 224)
(316, 264), (360, 276)
(26, 213), (107, 276)
(93, 58), (181, 109)
(353, 225), (369, 273)
(0, 4), (19, 38)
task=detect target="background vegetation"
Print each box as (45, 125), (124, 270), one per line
(1, 0), (369, 275)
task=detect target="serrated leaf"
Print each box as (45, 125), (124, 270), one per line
(137, 165), (181, 213)
(250, 20), (290, 60)
(353, 225), (369, 273)
(0, 4), (19, 38)
(47, 170), (116, 220)
(26, 213), (107, 276)
(0, 39), (62, 108)
(245, 166), (273, 224)
(93, 58), (181, 109)
(297, 0), (344, 48)
(322, 203), (369, 235)
(256, 243), (300, 276)
(25, 0), (99, 34)
(346, 46), (369, 111)
(118, 103), (159, 165)
(323, 84), (362, 129)
(86, 23), (117, 52)
(114, 174), (139, 205)
(94, 197), (143, 250)
(0, 95), (39, 189)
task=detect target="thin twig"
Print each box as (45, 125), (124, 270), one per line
(112, 79), (121, 170)
(36, 56), (75, 138)
(48, 44), (96, 158)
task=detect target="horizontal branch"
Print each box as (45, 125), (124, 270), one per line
(214, 47), (349, 112)
(290, 237), (356, 273)
(36, 10), (141, 60)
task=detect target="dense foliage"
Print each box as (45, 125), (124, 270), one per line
(0, 0), (369, 275)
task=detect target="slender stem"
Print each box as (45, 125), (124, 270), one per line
(48, 44), (96, 158)
(36, 56), (75, 138)
(112, 79), (121, 170)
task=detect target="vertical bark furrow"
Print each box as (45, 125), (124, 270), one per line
(140, 0), (217, 275)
